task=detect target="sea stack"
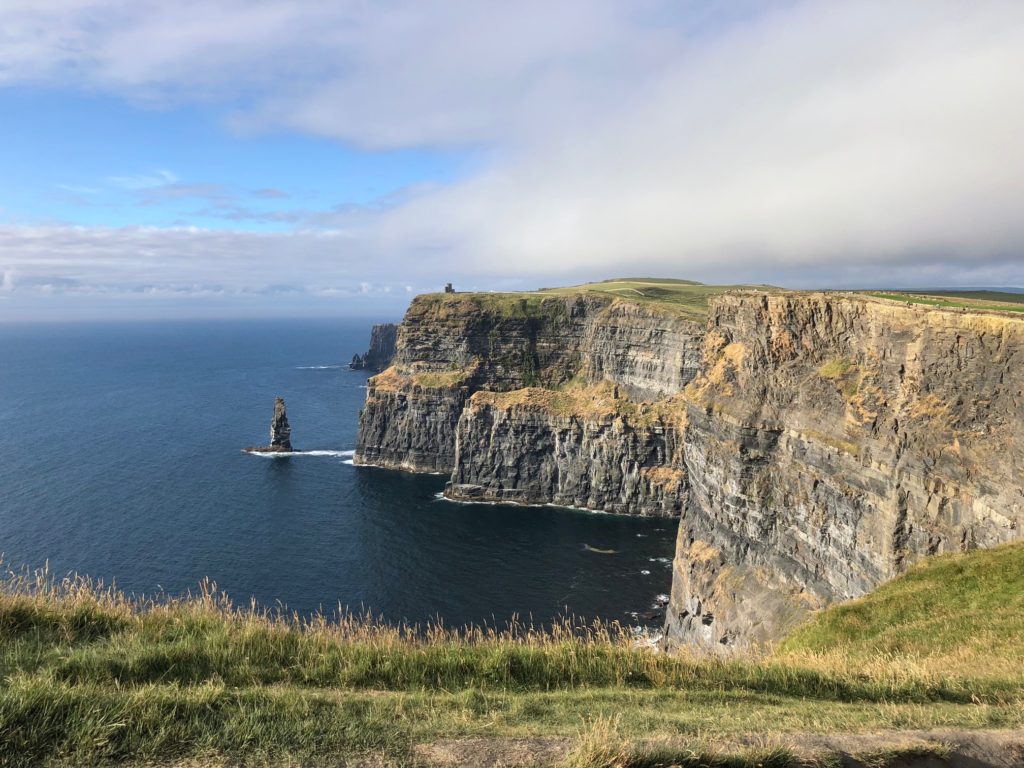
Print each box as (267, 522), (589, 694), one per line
(245, 397), (293, 453)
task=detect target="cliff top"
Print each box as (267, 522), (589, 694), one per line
(410, 280), (1024, 324)
(469, 379), (689, 424)
(415, 278), (775, 320)
(860, 289), (1024, 315)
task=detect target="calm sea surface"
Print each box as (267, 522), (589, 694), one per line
(0, 319), (677, 627)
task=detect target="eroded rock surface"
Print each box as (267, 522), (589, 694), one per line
(665, 293), (1024, 650)
(448, 385), (688, 516)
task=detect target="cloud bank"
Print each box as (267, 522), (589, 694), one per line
(2, 0), (1023, 316)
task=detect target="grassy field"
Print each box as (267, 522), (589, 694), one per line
(417, 280), (1024, 323)
(912, 289), (1024, 304)
(537, 278), (770, 319)
(0, 543), (1022, 766)
(865, 291), (1024, 313)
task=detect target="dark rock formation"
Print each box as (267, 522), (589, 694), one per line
(447, 386), (688, 516)
(351, 323), (398, 372)
(245, 396), (293, 453)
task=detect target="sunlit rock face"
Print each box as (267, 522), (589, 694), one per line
(665, 293), (1024, 651)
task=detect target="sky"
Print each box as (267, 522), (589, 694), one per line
(1, 0), (1023, 321)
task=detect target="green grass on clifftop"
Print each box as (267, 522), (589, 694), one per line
(865, 291), (1024, 314)
(538, 279), (770, 319)
(782, 541), (1024, 665)
(415, 279), (772, 321)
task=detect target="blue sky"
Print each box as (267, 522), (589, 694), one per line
(1, 1), (1023, 321)
(0, 88), (469, 232)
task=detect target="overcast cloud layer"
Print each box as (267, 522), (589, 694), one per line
(2, 0), (1023, 318)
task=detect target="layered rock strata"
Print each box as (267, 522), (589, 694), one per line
(664, 293), (1024, 650)
(354, 293), (703, 481)
(447, 384), (688, 516)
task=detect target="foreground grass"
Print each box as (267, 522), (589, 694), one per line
(1, 545), (1022, 766)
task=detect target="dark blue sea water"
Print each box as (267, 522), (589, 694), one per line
(0, 319), (677, 627)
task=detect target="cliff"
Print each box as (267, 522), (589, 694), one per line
(448, 383), (688, 516)
(665, 293), (1024, 650)
(354, 283), (1024, 649)
(355, 291), (704, 482)
(351, 323), (399, 371)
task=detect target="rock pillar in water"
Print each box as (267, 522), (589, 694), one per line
(270, 397), (292, 451)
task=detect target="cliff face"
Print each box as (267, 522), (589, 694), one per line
(665, 293), (1024, 650)
(355, 293), (601, 473)
(351, 323), (399, 371)
(354, 286), (1024, 649)
(447, 384), (688, 516)
(354, 292), (703, 486)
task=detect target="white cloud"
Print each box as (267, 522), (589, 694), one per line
(366, 0), (1024, 279)
(107, 169), (179, 190)
(56, 183), (101, 195)
(1, 0), (1023, 316)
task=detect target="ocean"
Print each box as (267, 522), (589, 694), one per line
(0, 318), (677, 628)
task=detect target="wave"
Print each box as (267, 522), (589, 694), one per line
(245, 449), (355, 459)
(295, 364), (344, 370)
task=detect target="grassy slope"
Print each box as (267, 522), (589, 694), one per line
(782, 541), (1024, 664)
(0, 545), (1022, 766)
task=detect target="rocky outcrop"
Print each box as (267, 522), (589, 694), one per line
(664, 293), (1024, 651)
(245, 396), (293, 453)
(351, 323), (399, 371)
(355, 367), (472, 472)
